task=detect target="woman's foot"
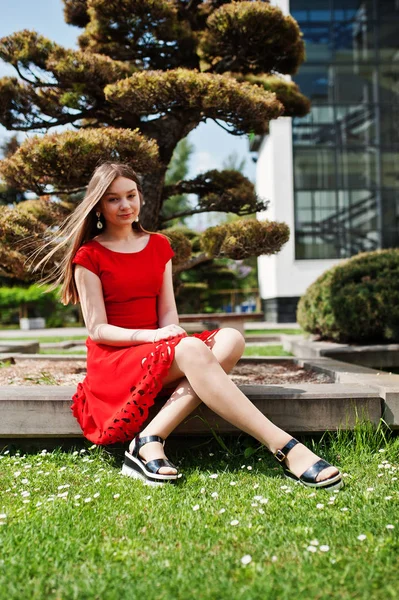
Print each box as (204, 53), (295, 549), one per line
(283, 444), (338, 482)
(129, 438), (177, 476)
(271, 437), (339, 482)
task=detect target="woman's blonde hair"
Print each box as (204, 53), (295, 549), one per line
(35, 161), (148, 305)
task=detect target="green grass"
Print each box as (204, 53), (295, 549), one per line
(245, 328), (304, 335)
(0, 424), (398, 600)
(243, 345), (293, 357)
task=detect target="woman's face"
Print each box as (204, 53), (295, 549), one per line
(98, 176), (141, 227)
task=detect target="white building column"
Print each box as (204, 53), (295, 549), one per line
(255, 116), (341, 322)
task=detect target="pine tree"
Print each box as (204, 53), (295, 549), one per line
(0, 0), (309, 282)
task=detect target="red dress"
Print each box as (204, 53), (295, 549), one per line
(71, 232), (218, 445)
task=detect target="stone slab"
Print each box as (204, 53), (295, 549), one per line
(284, 338), (399, 369)
(0, 341), (39, 354)
(0, 383), (382, 438)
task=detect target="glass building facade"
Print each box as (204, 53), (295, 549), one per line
(291, 0), (399, 259)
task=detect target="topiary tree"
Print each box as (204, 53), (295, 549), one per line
(0, 0), (310, 284)
(297, 249), (399, 344)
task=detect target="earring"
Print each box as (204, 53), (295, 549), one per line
(134, 214), (139, 222)
(96, 211), (103, 230)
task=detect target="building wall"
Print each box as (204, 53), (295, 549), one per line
(256, 117), (341, 321)
(256, 0), (399, 322)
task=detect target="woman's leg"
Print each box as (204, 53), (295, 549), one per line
(137, 328), (245, 474)
(142, 335), (338, 482)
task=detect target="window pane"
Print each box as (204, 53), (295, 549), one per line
(379, 20), (399, 62)
(337, 150), (377, 188)
(380, 105), (399, 146)
(294, 149), (336, 188)
(294, 65), (331, 103)
(335, 105), (377, 146)
(333, 65), (376, 104)
(381, 152), (399, 188)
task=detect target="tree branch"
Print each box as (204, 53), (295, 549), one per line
(173, 252), (212, 275)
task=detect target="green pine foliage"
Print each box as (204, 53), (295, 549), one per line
(0, 1), (309, 281)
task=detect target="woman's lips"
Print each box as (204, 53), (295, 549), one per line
(119, 213), (133, 218)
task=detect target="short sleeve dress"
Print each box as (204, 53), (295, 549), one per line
(71, 232), (219, 445)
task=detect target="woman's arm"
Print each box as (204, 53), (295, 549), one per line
(157, 259), (180, 328)
(74, 265), (156, 346)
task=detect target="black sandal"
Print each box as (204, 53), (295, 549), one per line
(121, 435), (179, 486)
(273, 438), (343, 491)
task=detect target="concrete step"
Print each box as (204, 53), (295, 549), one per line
(0, 383), (382, 438)
(0, 341), (39, 354)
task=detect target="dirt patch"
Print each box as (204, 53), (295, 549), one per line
(231, 361), (331, 385)
(0, 358), (331, 386)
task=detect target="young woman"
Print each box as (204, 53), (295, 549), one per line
(43, 161), (343, 490)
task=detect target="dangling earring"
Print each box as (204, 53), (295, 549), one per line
(134, 215), (139, 222)
(96, 211), (103, 230)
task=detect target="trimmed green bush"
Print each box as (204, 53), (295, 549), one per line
(0, 284), (78, 327)
(297, 249), (399, 343)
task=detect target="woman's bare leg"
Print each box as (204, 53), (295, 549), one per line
(140, 334), (338, 482)
(137, 329), (245, 474)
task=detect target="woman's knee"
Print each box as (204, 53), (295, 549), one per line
(175, 336), (216, 367)
(217, 327), (245, 357)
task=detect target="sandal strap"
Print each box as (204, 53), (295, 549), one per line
(145, 458), (177, 474)
(300, 459), (332, 483)
(274, 438), (299, 463)
(131, 434), (165, 457)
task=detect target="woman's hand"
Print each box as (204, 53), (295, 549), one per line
(153, 325), (187, 342)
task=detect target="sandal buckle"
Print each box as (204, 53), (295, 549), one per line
(274, 449), (286, 462)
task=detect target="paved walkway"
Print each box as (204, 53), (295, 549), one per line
(0, 322), (300, 338)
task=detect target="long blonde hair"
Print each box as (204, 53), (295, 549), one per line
(35, 162), (148, 305)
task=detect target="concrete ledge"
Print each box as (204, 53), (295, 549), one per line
(0, 341), (39, 354)
(0, 382), (382, 438)
(284, 337), (399, 369)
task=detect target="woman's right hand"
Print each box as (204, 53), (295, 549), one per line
(153, 325), (187, 342)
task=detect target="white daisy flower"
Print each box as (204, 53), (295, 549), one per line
(386, 524), (395, 530)
(316, 503), (324, 509)
(357, 534), (366, 541)
(211, 492), (218, 498)
(209, 474), (218, 479)
(219, 508), (226, 514)
(192, 504), (200, 511)
(113, 494), (120, 499)
(230, 519), (239, 526)
(241, 555), (252, 565)
(320, 545), (330, 552)
(306, 546), (317, 553)
(271, 556), (278, 563)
